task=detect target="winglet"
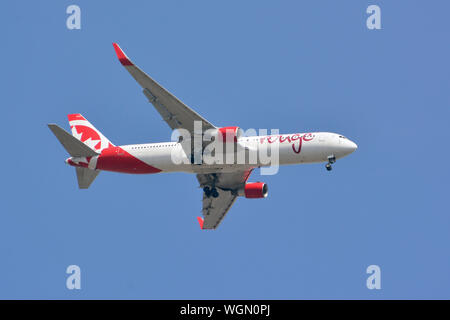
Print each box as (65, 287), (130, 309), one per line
(112, 43), (133, 66)
(197, 217), (204, 230)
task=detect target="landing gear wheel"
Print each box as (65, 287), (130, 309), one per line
(203, 186), (211, 197)
(325, 154), (335, 171)
(211, 188), (219, 198)
(327, 155), (336, 164)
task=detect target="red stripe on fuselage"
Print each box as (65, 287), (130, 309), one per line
(96, 146), (162, 174)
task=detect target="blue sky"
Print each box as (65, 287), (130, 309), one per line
(1, 1), (449, 299)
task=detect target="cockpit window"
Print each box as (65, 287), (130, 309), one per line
(339, 135), (347, 139)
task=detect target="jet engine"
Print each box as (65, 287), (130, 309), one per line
(238, 182), (269, 199)
(216, 126), (243, 143)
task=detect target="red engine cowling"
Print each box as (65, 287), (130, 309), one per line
(217, 126), (243, 143)
(239, 182), (269, 199)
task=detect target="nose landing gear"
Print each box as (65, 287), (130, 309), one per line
(325, 155), (336, 171)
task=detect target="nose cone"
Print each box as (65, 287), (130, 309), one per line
(348, 140), (358, 153)
(339, 139), (358, 157)
(334, 134), (358, 158)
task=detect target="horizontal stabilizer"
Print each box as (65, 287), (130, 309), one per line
(76, 167), (99, 189)
(48, 124), (99, 157)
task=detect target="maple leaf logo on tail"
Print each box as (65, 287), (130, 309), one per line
(67, 114), (114, 152)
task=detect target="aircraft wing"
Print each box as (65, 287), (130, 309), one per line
(196, 169), (253, 229)
(112, 43), (216, 135)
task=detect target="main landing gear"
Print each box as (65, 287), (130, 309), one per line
(325, 154), (336, 171)
(203, 186), (219, 198)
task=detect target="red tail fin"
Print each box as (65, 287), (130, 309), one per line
(68, 114), (114, 152)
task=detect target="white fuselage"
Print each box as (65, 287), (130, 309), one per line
(118, 132), (357, 174)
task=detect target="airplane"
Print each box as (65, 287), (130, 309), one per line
(48, 43), (357, 230)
